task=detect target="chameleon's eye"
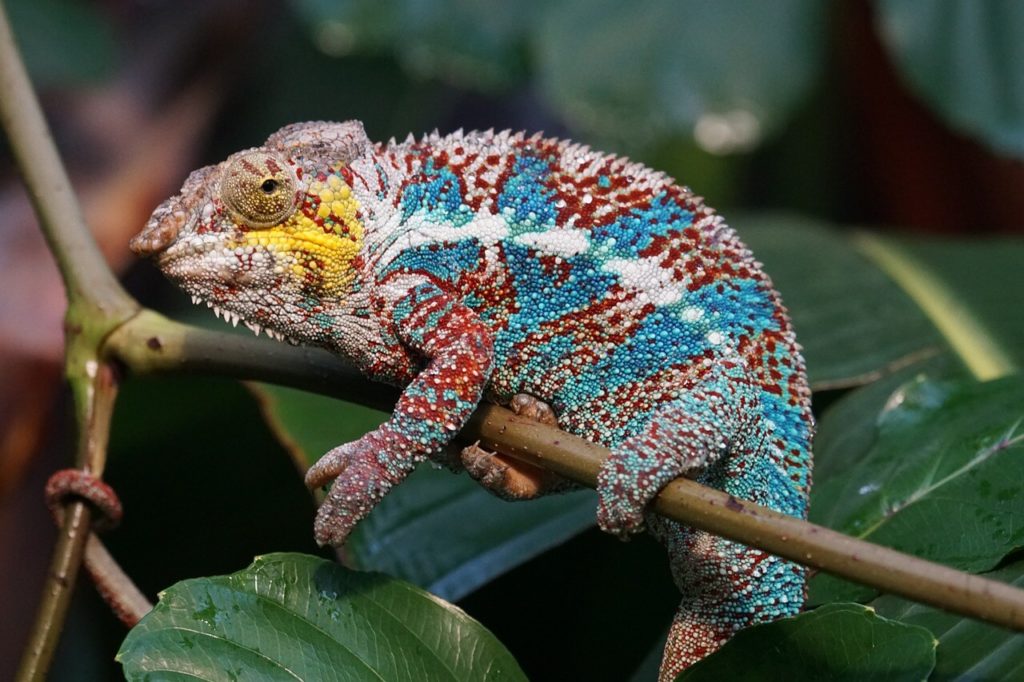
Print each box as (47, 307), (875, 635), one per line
(220, 151), (298, 227)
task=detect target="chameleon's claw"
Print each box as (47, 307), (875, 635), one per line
(304, 444), (353, 490)
(595, 492), (648, 539)
(509, 393), (557, 425)
(460, 394), (570, 500)
(306, 440), (403, 546)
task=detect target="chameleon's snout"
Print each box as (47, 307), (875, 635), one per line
(130, 201), (187, 257)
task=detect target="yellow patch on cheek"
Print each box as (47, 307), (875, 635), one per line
(314, 178), (359, 238)
(237, 192), (364, 297)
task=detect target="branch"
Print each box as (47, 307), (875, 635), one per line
(15, 363), (120, 682)
(0, 4), (132, 315)
(104, 310), (397, 413)
(106, 312), (1024, 632)
(466, 408), (1024, 631)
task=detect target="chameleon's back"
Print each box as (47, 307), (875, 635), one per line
(375, 130), (811, 485)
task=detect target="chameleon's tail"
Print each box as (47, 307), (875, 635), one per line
(647, 514), (806, 679)
(594, 359), (811, 678)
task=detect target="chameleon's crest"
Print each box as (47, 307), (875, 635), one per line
(220, 151), (299, 227)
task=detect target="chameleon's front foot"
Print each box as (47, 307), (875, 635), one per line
(304, 437), (406, 547)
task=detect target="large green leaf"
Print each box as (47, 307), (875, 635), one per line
(872, 558), (1024, 680)
(901, 239), (1024, 369)
(348, 468), (595, 601)
(295, 1), (825, 146)
(117, 553), (526, 681)
(676, 603), (936, 681)
(252, 384), (597, 601)
(876, 0), (1024, 157)
(738, 217), (1023, 386)
(537, 0), (826, 146)
(809, 375), (1024, 603)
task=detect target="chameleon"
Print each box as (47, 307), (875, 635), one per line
(130, 120), (814, 679)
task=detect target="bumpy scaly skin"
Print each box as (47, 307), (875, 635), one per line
(132, 120), (814, 679)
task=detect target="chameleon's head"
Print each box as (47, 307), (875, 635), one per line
(131, 121), (371, 343)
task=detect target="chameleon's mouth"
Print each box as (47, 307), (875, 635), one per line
(187, 291), (296, 344)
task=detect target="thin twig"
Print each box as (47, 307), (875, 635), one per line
(15, 363), (120, 682)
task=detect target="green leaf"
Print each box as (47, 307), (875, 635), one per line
(899, 239), (1024, 373)
(117, 553), (526, 681)
(876, 0), (1024, 157)
(349, 468), (596, 601)
(809, 354), (964, 497)
(809, 375), (1024, 603)
(295, 1), (825, 146)
(737, 216), (1024, 387)
(872, 558), (1024, 680)
(676, 603), (936, 681)
(854, 235), (1018, 382)
(537, 0), (827, 147)
(252, 384), (597, 601)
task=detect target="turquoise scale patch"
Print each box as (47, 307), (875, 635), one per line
(497, 154), (558, 230)
(382, 238), (484, 283)
(562, 311), (706, 399)
(400, 159), (467, 223)
(590, 192), (693, 259)
(679, 278), (776, 338)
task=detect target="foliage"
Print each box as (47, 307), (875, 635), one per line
(675, 603), (936, 682)
(876, 0), (1024, 157)
(118, 553), (525, 681)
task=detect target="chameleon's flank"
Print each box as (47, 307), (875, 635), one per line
(132, 120), (814, 679)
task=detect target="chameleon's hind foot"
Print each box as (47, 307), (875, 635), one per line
(597, 363), (759, 539)
(460, 393), (567, 500)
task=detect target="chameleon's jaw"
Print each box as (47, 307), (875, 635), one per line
(158, 247), (300, 344)
(138, 225), (308, 345)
